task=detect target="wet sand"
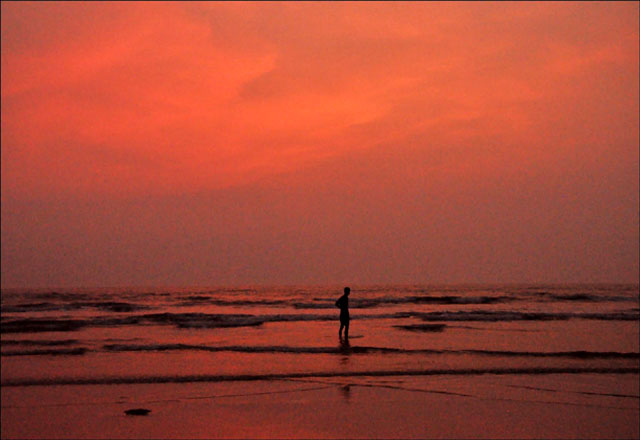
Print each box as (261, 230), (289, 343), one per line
(2, 374), (638, 439)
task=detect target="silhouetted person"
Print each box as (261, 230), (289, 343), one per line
(335, 287), (350, 339)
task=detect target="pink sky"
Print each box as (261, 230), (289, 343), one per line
(1, 2), (638, 287)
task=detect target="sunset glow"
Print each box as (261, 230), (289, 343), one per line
(2, 1), (638, 287)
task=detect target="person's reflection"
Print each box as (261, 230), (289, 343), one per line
(340, 384), (352, 403)
(338, 337), (353, 402)
(339, 337), (351, 365)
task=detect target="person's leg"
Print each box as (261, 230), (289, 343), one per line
(344, 320), (349, 339)
(339, 322), (344, 338)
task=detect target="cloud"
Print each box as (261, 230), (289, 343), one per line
(2, 2), (637, 200)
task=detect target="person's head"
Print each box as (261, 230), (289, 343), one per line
(344, 287), (351, 296)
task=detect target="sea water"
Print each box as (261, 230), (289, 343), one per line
(1, 285), (638, 389)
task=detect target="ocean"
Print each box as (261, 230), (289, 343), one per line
(2, 284), (638, 389)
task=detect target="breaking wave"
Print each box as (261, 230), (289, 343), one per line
(1, 301), (149, 314)
(292, 295), (515, 309)
(4, 339), (637, 360)
(411, 310), (640, 322)
(2, 308), (638, 333)
(178, 297), (288, 307)
(1, 348), (87, 356)
(1, 339), (80, 346)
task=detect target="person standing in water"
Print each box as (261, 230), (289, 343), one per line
(335, 287), (350, 339)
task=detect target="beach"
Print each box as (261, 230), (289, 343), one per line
(1, 285), (639, 438)
(2, 374), (638, 439)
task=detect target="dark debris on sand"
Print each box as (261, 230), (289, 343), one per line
(124, 408), (151, 416)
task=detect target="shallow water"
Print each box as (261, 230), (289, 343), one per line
(1, 285), (638, 386)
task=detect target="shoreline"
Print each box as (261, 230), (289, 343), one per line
(3, 367), (638, 387)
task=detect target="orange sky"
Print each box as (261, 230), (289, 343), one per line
(1, 2), (638, 287)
